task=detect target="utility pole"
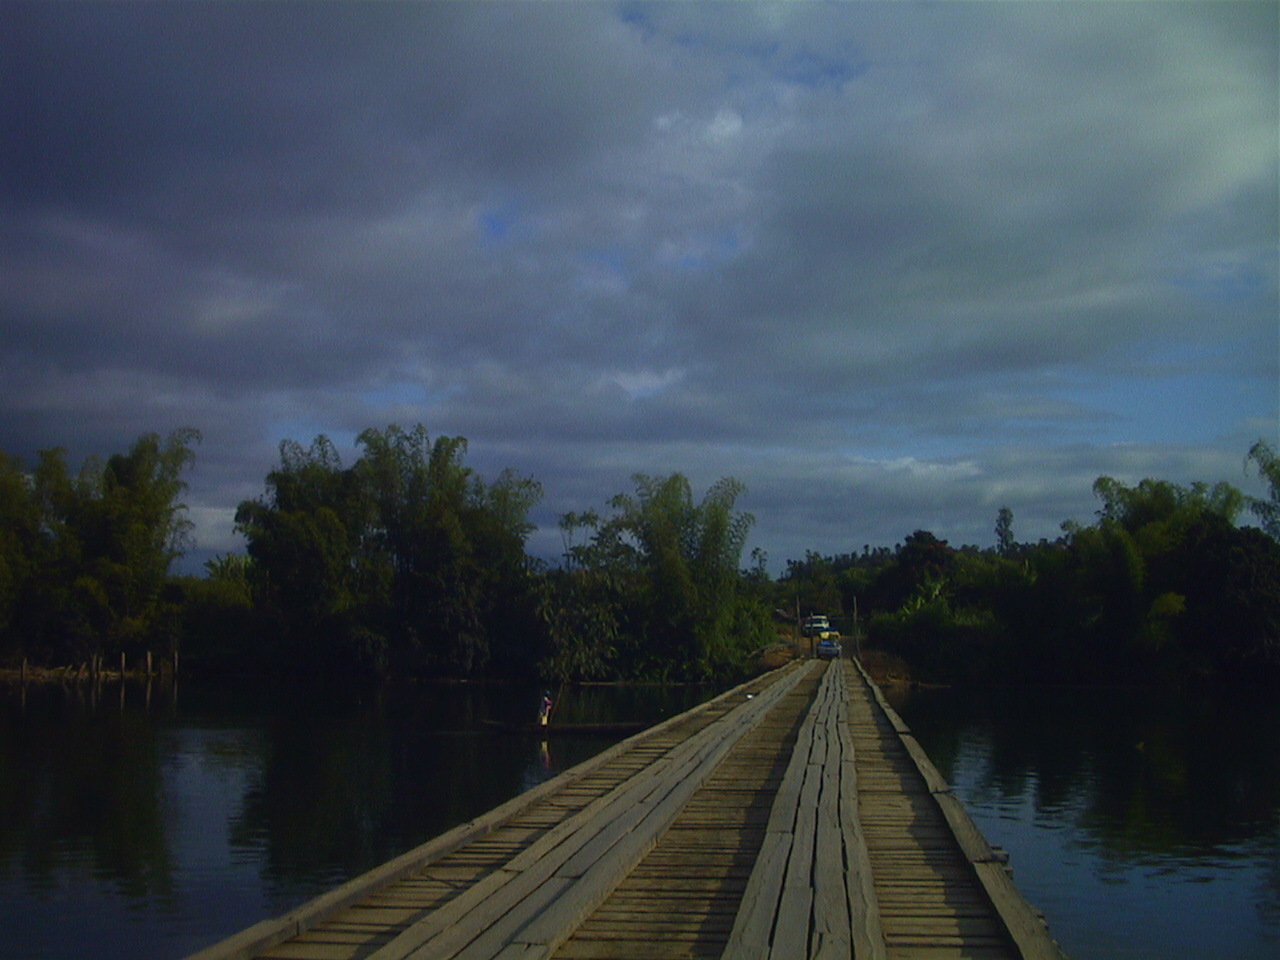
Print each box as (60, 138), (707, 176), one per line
(852, 596), (861, 660)
(795, 595), (803, 657)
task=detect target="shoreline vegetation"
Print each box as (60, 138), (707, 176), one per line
(2, 425), (1278, 689)
(0, 662), (175, 686)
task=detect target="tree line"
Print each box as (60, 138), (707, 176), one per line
(1, 425), (1277, 684)
(0, 425), (771, 682)
(774, 443), (1280, 685)
(0, 429), (199, 671)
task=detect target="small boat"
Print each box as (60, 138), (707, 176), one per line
(482, 719), (651, 736)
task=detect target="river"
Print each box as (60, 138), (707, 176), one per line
(1, 673), (1276, 960)
(890, 681), (1280, 960)
(0, 678), (716, 960)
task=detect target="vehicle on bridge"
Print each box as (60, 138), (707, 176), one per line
(804, 614), (842, 658)
(801, 614), (830, 636)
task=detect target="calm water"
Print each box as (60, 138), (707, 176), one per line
(891, 683), (1280, 960)
(0, 678), (716, 960)
(2, 676), (1277, 960)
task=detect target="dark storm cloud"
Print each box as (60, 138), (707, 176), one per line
(1, 2), (1275, 568)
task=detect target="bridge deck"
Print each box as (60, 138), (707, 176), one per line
(188, 660), (1063, 960)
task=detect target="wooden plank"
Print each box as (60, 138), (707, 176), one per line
(849, 658), (1066, 960)
(516, 682), (796, 956)
(366, 771), (678, 958)
(363, 663), (813, 960)
(722, 659), (872, 960)
(850, 659), (910, 736)
(880, 916), (1007, 937)
(491, 944), (542, 960)
(898, 734), (951, 795)
(554, 663), (821, 960)
(212, 659), (967, 960)
(450, 876), (572, 960)
(186, 665), (803, 960)
(971, 862), (1066, 960)
(575, 916), (736, 933)
(768, 885), (814, 960)
(932, 792), (1001, 864)
(373, 707), (738, 958)
(719, 666), (833, 959)
(258, 944), (362, 960)
(836, 660), (888, 960)
(810, 689), (850, 960)
(556, 940), (725, 959)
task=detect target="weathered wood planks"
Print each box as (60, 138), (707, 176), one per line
(186, 664), (804, 960)
(189, 655), (1065, 960)
(366, 663), (811, 960)
(846, 659), (1066, 960)
(553, 663), (824, 960)
(722, 660), (886, 960)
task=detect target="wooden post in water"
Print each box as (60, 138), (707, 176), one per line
(146, 650), (153, 678)
(20, 657), (27, 685)
(120, 650), (126, 680)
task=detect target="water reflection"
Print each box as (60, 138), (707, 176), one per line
(0, 678), (716, 960)
(0, 682), (175, 901)
(893, 683), (1280, 960)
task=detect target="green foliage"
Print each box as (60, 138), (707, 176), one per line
(537, 565), (620, 684)
(9, 425), (1275, 687)
(176, 566), (259, 672)
(0, 430), (200, 666)
(1175, 518), (1280, 679)
(1093, 474), (1244, 530)
(783, 551), (846, 618)
(868, 598), (1000, 683)
(552, 473), (766, 680)
(777, 457), (1274, 686)
(994, 506), (1014, 556)
(234, 425), (541, 678)
(1246, 440), (1280, 539)
(864, 530), (956, 615)
(204, 552), (253, 598)
(0, 449), (40, 638)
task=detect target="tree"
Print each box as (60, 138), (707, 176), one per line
(354, 425), (541, 675)
(0, 430), (200, 665)
(1246, 440), (1280, 539)
(866, 530), (955, 614)
(236, 425), (541, 677)
(783, 552), (844, 619)
(995, 506), (1014, 556)
(83, 429), (202, 654)
(1177, 519), (1280, 679)
(177, 554), (258, 673)
(0, 449), (39, 647)
(235, 435), (375, 671)
(1092, 475), (1244, 532)
(567, 473), (764, 679)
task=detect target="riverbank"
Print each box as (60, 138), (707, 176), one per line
(857, 646), (915, 686)
(0, 653), (177, 686)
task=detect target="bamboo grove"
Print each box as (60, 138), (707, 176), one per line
(1, 426), (1278, 684)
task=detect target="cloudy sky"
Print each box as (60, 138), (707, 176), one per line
(3, 1), (1277, 572)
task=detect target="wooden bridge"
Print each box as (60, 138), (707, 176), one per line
(188, 659), (1065, 960)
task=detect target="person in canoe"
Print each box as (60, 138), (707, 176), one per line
(538, 690), (553, 726)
